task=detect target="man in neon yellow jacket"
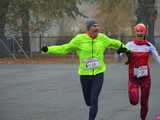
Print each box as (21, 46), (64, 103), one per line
(41, 19), (129, 120)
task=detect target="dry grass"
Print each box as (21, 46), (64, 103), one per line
(0, 54), (126, 64)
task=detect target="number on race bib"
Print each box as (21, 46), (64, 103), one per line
(134, 65), (148, 78)
(85, 58), (99, 70)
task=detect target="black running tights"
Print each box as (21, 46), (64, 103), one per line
(80, 72), (104, 120)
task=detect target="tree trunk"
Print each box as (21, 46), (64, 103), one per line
(21, 5), (31, 54)
(136, 0), (157, 45)
(0, 13), (7, 41)
(0, 1), (9, 56)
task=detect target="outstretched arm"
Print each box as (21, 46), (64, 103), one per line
(41, 35), (79, 55)
(103, 35), (130, 64)
(106, 37), (130, 56)
(104, 35), (131, 64)
(47, 44), (73, 55)
(102, 34), (129, 53)
(150, 43), (160, 65)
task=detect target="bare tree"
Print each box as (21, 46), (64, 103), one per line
(135, 0), (157, 44)
(0, 0), (10, 56)
(0, 0), (87, 54)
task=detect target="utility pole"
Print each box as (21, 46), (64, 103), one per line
(135, 0), (157, 45)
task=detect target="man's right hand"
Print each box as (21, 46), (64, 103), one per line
(117, 44), (129, 54)
(41, 46), (48, 52)
(125, 51), (131, 65)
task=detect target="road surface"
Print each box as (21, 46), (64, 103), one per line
(0, 63), (159, 120)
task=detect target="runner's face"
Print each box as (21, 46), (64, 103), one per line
(135, 32), (145, 40)
(89, 24), (100, 34)
(135, 29), (146, 40)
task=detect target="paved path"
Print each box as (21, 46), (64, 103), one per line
(0, 63), (159, 120)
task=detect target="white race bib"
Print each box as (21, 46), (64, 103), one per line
(134, 65), (148, 78)
(85, 58), (99, 69)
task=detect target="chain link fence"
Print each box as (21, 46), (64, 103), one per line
(1, 35), (160, 52)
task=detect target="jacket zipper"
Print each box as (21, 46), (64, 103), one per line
(92, 39), (94, 75)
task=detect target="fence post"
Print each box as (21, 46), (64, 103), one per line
(13, 37), (30, 60)
(0, 38), (17, 60)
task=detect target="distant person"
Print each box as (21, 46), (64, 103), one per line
(41, 19), (129, 120)
(122, 23), (160, 120)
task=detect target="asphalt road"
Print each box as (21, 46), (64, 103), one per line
(0, 63), (159, 120)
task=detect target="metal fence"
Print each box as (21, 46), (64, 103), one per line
(0, 35), (160, 60)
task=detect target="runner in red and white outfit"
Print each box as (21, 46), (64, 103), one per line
(126, 23), (160, 120)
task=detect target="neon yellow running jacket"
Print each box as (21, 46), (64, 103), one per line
(47, 33), (127, 75)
